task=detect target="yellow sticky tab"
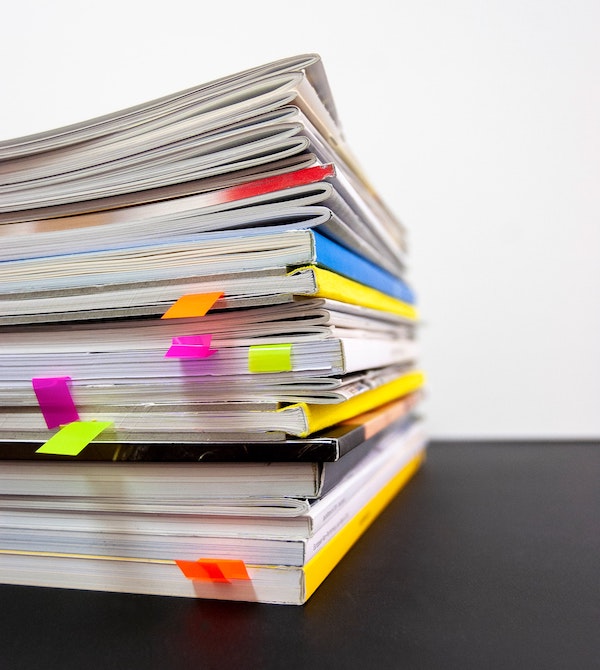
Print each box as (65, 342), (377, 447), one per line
(161, 292), (223, 319)
(36, 421), (113, 456)
(248, 344), (292, 373)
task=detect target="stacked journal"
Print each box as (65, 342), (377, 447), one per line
(0, 54), (426, 604)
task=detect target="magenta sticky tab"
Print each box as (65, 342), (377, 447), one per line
(32, 376), (80, 429)
(164, 334), (218, 358)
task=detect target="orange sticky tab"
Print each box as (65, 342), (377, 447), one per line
(161, 292), (223, 319)
(175, 558), (250, 582)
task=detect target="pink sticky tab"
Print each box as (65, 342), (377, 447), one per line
(164, 334), (218, 358)
(32, 377), (80, 429)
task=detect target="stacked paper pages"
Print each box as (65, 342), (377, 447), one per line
(0, 54), (426, 604)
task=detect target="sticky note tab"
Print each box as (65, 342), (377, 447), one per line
(36, 421), (113, 456)
(248, 344), (292, 373)
(175, 558), (250, 583)
(32, 376), (80, 429)
(161, 292), (223, 319)
(165, 334), (218, 358)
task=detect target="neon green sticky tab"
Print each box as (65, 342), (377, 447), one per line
(36, 421), (113, 456)
(248, 344), (292, 373)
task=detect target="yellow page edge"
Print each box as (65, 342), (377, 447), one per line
(302, 450), (425, 602)
(289, 265), (418, 321)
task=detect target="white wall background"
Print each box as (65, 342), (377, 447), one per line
(2, 0), (599, 439)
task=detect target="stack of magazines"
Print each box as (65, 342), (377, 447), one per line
(0, 54), (426, 605)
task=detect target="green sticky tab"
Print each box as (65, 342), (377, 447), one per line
(248, 343), (293, 373)
(36, 421), (113, 456)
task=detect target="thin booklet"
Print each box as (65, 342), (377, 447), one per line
(0, 392), (421, 463)
(0, 368), (424, 441)
(0, 264), (418, 324)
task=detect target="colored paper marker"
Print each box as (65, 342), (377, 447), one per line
(248, 343), (293, 373)
(32, 376), (80, 429)
(164, 334), (218, 358)
(175, 558), (250, 583)
(35, 421), (113, 456)
(161, 292), (223, 319)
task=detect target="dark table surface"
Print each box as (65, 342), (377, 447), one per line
(2, 441), (599, 670)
